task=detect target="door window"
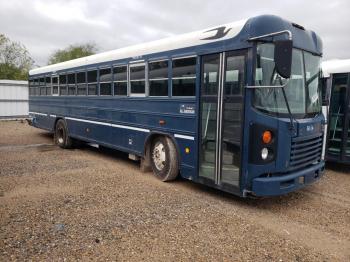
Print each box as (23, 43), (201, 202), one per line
(220, 54), (245, 186)
(199, 54), (220, 181)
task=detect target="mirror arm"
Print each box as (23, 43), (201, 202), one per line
(246, 79), (290, 89)
(248, 30), (292, 41)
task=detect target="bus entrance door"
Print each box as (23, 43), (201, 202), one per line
(327, 73), (350, 162)
(199, 51), (246, 188)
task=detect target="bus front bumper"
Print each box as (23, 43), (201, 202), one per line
(251, 162), (325, 197)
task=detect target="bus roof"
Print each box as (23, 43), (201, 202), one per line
(30, 15), (322, 77)
(30, 19), (247, 76)
(322, 59), (350, 77)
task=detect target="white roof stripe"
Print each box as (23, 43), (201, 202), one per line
(30, 19), (247, 76)
(322, 59), (350, 77)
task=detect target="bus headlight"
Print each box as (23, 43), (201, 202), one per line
(249, 123), (277, 164)
(261, 148), (269, 160)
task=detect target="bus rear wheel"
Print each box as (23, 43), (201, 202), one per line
(54, 119), (73, 149)
(150, 136), (179, 182)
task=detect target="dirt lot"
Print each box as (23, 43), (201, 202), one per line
(0, 121), (349, 261)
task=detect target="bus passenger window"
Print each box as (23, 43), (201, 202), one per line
(149, 60), (168, 96)
(45, 76), (51, 95)
(113, 66), (127, 96)
(130, 64), (145, 96)
(60, 74), (68, 96)
(39, 77), (46, 96)
(99, 68), (112, 96)
(52, 76), (58, 95)
(29, 79), (35, 96)
(76, 72), (86, 96)
(34, 79), (40, 96)
(172, 57), (196, 96)
(87, 70), (98, 96)
(65, 73), (75, 96)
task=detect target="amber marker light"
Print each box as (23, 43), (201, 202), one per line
(262, 130), (272, 144)
(185, 147), (190, 154)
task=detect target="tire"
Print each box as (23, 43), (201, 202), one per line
(54, 119), (73, 149)
(150, 136), (179, 182)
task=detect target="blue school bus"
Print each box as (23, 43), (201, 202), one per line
(28, 15), (325, 197)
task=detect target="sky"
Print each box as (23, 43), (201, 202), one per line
(0, 0), (349, 67)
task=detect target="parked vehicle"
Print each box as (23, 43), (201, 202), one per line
(322, 59), (350, 164)
(28, 15), (325, 197)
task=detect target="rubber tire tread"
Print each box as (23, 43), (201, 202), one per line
(150, 136), (179, 182)
(55, 119), (73, 149)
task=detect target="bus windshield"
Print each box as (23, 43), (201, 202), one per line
(253, 43), (322, 118)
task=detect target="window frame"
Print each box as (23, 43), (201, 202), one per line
(99, 66), (112, 96)
(35, 78), (40, 96)
(52, 75), (59, 96)
(29, 78), (38, 96)
(75, 70), (86, 96)
(129, 62), (147, 97)
(148, 59), (169, 97)
(59, 73), (69, 96)
(171, 55), (197, 97)
(112, 64), (128, 97)
(45, 76), (51, 96)
(67, 72), (77, 96)
(87, 68), (98, 96)
(39, 77), (46, 96)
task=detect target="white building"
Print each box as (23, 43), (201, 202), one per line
(0, 80), (28, 118)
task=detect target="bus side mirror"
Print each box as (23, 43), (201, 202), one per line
(274, 40), (293, 79)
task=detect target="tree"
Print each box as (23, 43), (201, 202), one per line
(0, 34), (34, 80)
(48, 43), (97, 65)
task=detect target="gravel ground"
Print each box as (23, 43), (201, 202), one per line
(0, 121), (349, 261)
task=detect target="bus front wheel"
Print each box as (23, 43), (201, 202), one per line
(54, 119), (73, 149)
(150, 136), (179, 182)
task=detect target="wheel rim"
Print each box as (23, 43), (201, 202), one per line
(57, 126), (64, 144)
(152, 141), (166, 171)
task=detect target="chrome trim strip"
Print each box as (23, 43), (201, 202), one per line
(217, 52), (226, 185)
(65, 116), (150, 132)
(215, 53), (224, 185)
(29, 111), (47, 116)
(248, 30), (292, 41)
(174, 134), (195, 140)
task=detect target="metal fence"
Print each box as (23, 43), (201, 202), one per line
(0, 80), (28, 119)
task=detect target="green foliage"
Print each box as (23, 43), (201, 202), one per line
(0, 34), (34, 80)
(48, 43), (97, 65)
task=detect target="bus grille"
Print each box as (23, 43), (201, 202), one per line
(289, 134), (323, 170)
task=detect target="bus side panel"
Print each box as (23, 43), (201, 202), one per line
(174, 137), (196, 180)
(32, 115), (51, 131)
(66, 119), (148, 155)
(29, 101), (55, 132)
(29, 94), (198, 178)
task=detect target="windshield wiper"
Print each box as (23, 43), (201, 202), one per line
(306, 73), (318, 86)
(274, 68), (296, 131)
(281, 86), (296, 131)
